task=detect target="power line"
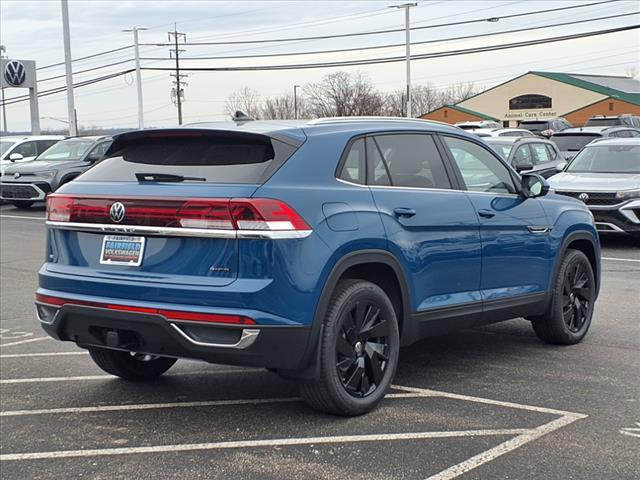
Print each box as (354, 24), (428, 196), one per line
(142, 12), (638, 62)
(142, 0), (616, 47)
(137, 25), (640, 72)
(37, 45), (134, 70)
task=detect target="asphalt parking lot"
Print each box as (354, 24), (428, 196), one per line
(1, 203), (638, 480)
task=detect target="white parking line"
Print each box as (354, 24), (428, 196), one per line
(0, 392), (419, 417)
(0, 428), (530, 462)
(602, 256), (640, 263)
(0, 351), (88, 359)
(0, 214), (45, 220)
(0, 337), (50, 348)
(0, 367), (264, 384)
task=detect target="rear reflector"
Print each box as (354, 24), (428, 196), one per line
(46, 195), (310, 232)
(35, 293), (255, 325)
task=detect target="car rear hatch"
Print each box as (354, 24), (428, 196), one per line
(44, 128), (305, 288)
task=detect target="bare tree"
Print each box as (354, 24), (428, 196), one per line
(260, 94), (311, 120)
(383, 82), (480, 117)
(224, 87), (262, 119)
(303, 71), (384, 117)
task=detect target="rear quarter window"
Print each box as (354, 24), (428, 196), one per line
(77, 133), (297, 184)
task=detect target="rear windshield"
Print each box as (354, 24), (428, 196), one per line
(585, 118), (622, 127)
(77, 134), (297, 184)
(519, 121), (548, 133)
(550, 134), (599, 151)
(456, 125), (481, 130)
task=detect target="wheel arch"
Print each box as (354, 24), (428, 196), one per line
(556, 231), (601, 297)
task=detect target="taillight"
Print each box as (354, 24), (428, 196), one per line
(46, 195), (310, 233)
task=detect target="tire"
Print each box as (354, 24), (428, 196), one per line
(88, 347), (177, 380)
(11, 201), (33, 209)
(300, 279), (400, 416)
(532, 249), (595, 345)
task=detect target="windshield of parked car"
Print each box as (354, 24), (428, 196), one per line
(37, 138), (95, 161)
(585, 118), (622, 127)
(485, 141), (512, 158)
(566, 144), (640, 173)
(0, 140), (17, 156)
(551, 134), (599, 151)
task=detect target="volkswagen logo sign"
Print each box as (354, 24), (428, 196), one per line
(4, 60), (26, 87)
(13, 172), (20, 179)
(109, 202), (126, 223)
(578, 193), (589, 203)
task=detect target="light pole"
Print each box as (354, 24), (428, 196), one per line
(293, 84), (301, 119)
(1, 45), (7, 132)
(389, 3), (417, 118)
(60, 0), (77, 136)
(123, 27), (147, 130)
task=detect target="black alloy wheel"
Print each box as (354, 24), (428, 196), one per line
(562, 260), (593, 333)
(336, 301), (390, 398)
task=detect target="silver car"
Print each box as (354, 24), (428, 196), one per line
(548, 138), (640, 238)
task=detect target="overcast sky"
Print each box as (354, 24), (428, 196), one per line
(1, 0), (638, 132)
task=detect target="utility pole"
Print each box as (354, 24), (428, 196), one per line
(0, 45), (7, 132)
(61, 0), (77, 135)
(390, 3), (417, 118)
(123, 26), (147, 130)
(293, 84), (300, 119)
(168, 24), (187, 125)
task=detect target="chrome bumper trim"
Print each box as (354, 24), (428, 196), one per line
(45, 221), (312, 239)
(170, 323), (260, 349)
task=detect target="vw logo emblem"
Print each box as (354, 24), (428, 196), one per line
(4, 60), (26, 87)
(109, 202), (126, 223)
(13, 172), (20, 179)
(578, 193), (589, 203)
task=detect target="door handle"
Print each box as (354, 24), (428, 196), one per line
(477, 209), (495, 218)
(393, 207), (416, 218)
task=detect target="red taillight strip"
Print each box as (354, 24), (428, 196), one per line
(35, 293), (255, 325)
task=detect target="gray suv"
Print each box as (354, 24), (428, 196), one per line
(484, 136), (563, 178)
(0, 136), (112, 208)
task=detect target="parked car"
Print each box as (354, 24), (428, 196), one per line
(548, 138), (639, 238)
(0, 135), (65, 174)
(36, 118), (600, 416)
(484, 136), (563, 178)
(585, 114), (640, 128)
(519, 118), (572, 137)
(549, 126), (640, 161)
(454, 120), (502, 130)
(0, 136), (112, 208)
(473, 128), (535, 138)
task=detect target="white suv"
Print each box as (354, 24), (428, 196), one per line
(0, 135), (65, 174)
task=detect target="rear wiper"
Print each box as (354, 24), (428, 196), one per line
(135, 172), (206, 182)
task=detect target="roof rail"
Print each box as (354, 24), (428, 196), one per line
(307, 116), (450, 126)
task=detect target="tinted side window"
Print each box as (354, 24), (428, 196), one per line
(513, 144), (532, 164)
(628, 130), (640, 137)
(442, 136), (517, 194)
(338, 138), (366, 184)
(370, 134), (451, 189)
(545, 144), (558, 160)
(12, 141), (37, 157)
(36, 140), (58, 154)
(531, 143), (551, 164)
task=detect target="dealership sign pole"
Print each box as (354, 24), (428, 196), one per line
(0, 58), (40, 134)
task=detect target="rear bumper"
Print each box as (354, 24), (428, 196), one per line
(36, 294), (312, 370)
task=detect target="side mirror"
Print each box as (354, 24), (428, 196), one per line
(8, 153), (23, 162)
(555, 161), (567, 172)
(521, 173), (550, 198)
(514, 159), (533, 172)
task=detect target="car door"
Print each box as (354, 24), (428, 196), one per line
(529, 142), (557, 178)
(366, 133), (483, 322)
(439, 135), (551, 311)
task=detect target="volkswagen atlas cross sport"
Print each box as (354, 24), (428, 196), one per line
(36, 118), (601, 416)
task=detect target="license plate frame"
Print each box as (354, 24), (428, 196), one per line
(100, 235), (145, 266)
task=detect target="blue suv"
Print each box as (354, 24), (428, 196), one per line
(37, 118), (600, 415)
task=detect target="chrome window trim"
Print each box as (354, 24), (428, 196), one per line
(335, 177), (520, 197)
(45, 221), (312, 239)
(170, 323), (260, 349)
